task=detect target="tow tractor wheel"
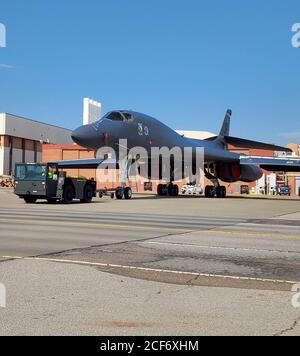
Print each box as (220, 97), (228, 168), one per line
(81, 184), (94, 203)
(205, 185), (215, 198)
(124, 187), (133, 200)
(63, 185), (75, 204)
(115, 187), (124, 200)
(24, 196), (37, 204)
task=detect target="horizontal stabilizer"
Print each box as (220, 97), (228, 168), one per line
(224, 136), (291, 153)
(240, 156), (300, 172)
(205, 135), (291, 153)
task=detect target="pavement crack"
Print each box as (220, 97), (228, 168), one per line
(144, 290), (162, 304)
(273, 316), (300, 336)
(170, 275), (200, 295)
(35, 230), (195, 259)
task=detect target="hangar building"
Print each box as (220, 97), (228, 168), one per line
(0, 113), (72, 176)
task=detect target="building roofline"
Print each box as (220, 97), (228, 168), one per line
(1, 112), (72, 132)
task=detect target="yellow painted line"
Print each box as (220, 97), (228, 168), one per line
(0, 218), (192, 233)
(204, 230), (300, 239)
(1, 255), (297, 285)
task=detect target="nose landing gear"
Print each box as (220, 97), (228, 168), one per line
(115, 187), (133, 200)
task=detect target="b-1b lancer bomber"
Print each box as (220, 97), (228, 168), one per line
(66, 110), (300, 199)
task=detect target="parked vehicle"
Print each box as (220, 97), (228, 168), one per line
(182, 184), (203, 195)
(240, 185), (250, 195)
(14, 162), (96, 204)
(277, 186), (291, 196)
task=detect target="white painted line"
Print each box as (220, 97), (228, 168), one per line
(1, 255), (298, 285)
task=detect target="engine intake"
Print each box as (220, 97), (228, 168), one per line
(216, 163), (263, 183)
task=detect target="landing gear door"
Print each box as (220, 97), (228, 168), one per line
(46, 164), (59, 198)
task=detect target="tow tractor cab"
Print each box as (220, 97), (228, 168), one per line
(14, 162), (96, 204)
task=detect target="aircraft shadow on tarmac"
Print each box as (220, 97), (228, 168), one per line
(32, 194), (300, 204)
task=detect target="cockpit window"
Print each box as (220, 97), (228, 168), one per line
(105, 112), (124, 122)
(104, 111), (134, 123)
(122, 112), (134, 122)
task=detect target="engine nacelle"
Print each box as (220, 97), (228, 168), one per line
(216, 163), (263, 183)
(239, 164), (263, 182)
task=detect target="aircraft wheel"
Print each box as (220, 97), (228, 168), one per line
(205, 186), (215, 198)
(115, 187), (124, 200)
(24, 196), (37, 204)
(221, 186), (227, 198)
(171, 184), (179, 197)
(216, 186), (222, 198)
(124, 187), (133, 200)
(157, 184), (164, 196)
(216, 186), (227, 198)
(205, 186), (210, 197)
(167, 184), (174, 196)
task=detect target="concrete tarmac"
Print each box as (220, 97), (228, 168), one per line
(0, 190), (300, 335)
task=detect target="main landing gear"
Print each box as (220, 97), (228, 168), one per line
(205, 185), (227, 198)
(157, 183), (179, 197)
(204, 165), (227, 198)
(113, 158), (134, 200)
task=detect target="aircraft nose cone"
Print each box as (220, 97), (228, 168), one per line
(71, 125), (97, 148)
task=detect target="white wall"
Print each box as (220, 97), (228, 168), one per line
(0, 113), (5, 135)
(1, 114), (73, 144)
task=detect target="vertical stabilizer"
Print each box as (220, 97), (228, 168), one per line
(219, 109), (232, 137)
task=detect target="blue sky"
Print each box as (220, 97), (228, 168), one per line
(0, 0), (300, 144)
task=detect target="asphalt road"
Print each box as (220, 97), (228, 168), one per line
(0, 189), (300, 335)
